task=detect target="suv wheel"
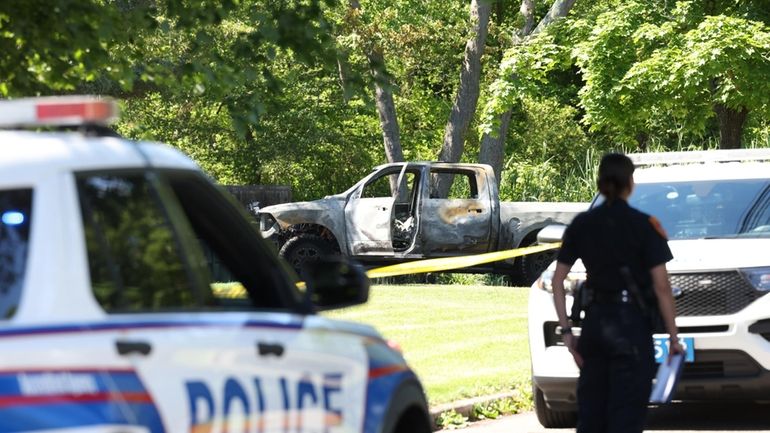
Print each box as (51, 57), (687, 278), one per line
(382, 383), (431, 433)
(534, 384), (577, 428)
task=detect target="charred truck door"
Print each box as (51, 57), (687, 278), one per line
(421, 167), (493, 255)
(344, 164), (421, 256)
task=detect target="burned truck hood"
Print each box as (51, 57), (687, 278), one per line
(259, 196), (346, 231)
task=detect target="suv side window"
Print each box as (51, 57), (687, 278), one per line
(77, 173), (202, 312)
(165, 172), (300, 310)
(0, 189), (32, 319)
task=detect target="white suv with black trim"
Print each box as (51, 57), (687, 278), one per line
(0, 96), (430, 433)
(529, 149), (770, 428)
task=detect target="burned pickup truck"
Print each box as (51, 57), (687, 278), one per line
(258, 162), (587, 284)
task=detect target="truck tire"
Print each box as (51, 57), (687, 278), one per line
(279, 234), (333, 277)
(517, 242), (557, 286)
(533, 384), (577, 428)
(381, 382), (431, 433)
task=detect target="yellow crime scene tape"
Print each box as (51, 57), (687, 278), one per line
(213, 242), (561, 297)
(364, 242), (561, 279)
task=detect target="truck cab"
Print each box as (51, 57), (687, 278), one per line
(344, 162), (499, 257)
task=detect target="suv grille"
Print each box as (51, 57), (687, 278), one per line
(670, 272), (765, 316)
(681, 350), (760, 380)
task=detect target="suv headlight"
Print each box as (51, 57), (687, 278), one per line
(741, 267), (770, 291)
(538, 269), (586, 295)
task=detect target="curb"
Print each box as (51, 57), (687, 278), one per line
(429, 391), (519, 431)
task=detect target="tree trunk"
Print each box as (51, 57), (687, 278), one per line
(434, 0), (492, 197)
(478, 0), (577, 180)
(714, 104), (748, 149)
(369, 49), (405, 164)
(520, 0), (535, 36)
(479, 107), (513, 184)
(532, 0), (578, 35)
(348, 0), (404, 165)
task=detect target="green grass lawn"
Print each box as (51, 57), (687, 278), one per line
(323, 284), (532, 405)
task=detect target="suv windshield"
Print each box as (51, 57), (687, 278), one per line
(622, 179), (770, 240)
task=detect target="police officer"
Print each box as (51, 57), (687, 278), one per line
(552, 153), (683, 433)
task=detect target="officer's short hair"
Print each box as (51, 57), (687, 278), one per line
(597, 153), (634, 201)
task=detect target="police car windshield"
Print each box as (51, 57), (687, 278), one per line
(594, 179), (770, 240)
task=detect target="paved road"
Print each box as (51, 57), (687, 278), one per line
(440, 402), (770, 433)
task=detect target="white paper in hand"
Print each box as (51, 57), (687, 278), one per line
(649, 352), (685, 404)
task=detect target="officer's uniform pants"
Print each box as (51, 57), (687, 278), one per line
(576, 303), (656, 433)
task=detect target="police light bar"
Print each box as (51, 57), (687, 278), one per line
(0, 96), (118, 128)
(629, 148), (770, 167)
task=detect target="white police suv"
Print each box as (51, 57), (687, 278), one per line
(0, 96), (430, 433)
(529, 149), (770, 428)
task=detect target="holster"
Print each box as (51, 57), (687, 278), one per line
(620, 266), (665, 333)
(569, 281), (591, 326)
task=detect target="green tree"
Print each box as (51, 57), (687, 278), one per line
(0, 0), (339, 120)
(576, 1), (770, 149)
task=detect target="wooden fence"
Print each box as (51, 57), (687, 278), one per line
(223, 185), (292, 214)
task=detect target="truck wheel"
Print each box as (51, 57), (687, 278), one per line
(279, 234), (333, 277)
(517, 243), (557, 286)
(533, 384), (577, 428)
(381, 382), (431, 433)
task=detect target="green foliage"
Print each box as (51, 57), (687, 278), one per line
(472, 390), (533, 420)
(0, 0), (339, 102)
(435, 410), (469, 429)
(496, 96), (601, 203)
(13, 0), (770, 204)
(577, 1), (770, 145)
(480, 23), (574, 136)
(500, 156), (597, 203)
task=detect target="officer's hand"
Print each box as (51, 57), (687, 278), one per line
(564, 334), (583, 369)
(668, 338), (684, 363)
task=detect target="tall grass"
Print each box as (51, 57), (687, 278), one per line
(499, 147), (601, 203)
(500, 140), (770, 204)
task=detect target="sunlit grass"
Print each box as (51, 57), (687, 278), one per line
(324, 284), (531, 405)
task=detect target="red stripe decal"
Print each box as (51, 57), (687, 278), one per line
(369, 365), (407, 379)
(0, 392), (152, 408)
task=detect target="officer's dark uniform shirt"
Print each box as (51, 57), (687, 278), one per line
(557, 199), (673, 295)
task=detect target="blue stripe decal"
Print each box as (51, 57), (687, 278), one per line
(0, 370), (144, 396)
(364, 370), (413, 433)
(364, 340), (413, 433)
(0, 370), (165, 433)
(0, 402), (164, 433)
(0, 319), (304, 338)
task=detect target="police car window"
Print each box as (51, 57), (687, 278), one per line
(164, 172), (299, 310)
(77, 174), (201, 311)
(0, 189), (32, 319)
(628, 179), (770, 239)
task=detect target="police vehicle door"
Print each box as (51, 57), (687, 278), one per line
(77, 170), (368, 433)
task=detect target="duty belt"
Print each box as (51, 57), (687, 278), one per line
(592, 289), (634, 305)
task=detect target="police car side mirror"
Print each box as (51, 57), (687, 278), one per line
(537, 224), (567, 244)
(302, 256), (370, 311)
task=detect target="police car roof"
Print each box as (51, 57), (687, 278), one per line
(635, 161), (770, 184)
(0, 130), (199, 186)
